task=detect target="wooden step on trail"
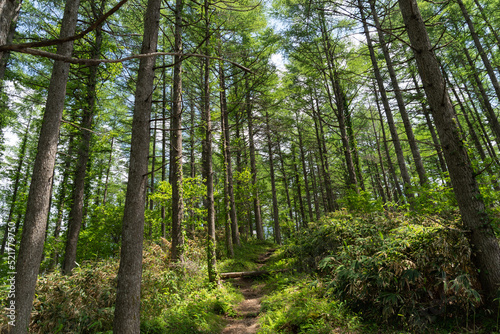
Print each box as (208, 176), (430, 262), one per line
(219, 268), (287, 279)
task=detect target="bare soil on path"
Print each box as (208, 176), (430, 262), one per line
(221, 249), (275, 334)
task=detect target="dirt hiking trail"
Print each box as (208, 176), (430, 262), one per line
(221, 249), (275, 334)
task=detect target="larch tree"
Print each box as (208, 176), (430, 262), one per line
(112, 0), (162, 331)
(12, 0), (81, 331)
(398, 0), (500, 302)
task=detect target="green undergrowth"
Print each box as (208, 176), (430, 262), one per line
(278, 209), (499, 333)
(258, 273), (363, 333)
(1, 239), (243, 333)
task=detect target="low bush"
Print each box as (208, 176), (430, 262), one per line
(283, 210), (485, 331)
(1, 241), (241, 333)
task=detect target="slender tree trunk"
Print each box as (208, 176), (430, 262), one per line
(219, 56), (240, 247)
(170, 0), (184, 263)
(266, 112), (281, 244)
(370, 0), (427, 186)
(410, 69), (448, 176)
(369, 105), (391, 202)
(102, 136), (114, 205)
(308, 153), (321, 220)
(220, 62), (234, 258)
(1, 116), (30, 255)
(161, 56), (167, 238)
(202, 0), (216, 283)
(277, 139), (294, 223)
(461, 47), (500, 146)
(358, 0), (413, 200)
(398, 0), (500, 302)
(245, 77), (264, 240)
(373, 82), (403, 202)
(63, 10), (103, 274)
(292, 145), (306, 227)
(297, 128), (313, 222)
(311, 94), (336, 210)
(472, 0), (500, 49)
(112, 0), (160, 330)
(12, 0), (80, 331)
(456, 0), (500, 102)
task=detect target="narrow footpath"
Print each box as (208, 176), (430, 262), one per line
(221, 249), (275, 334)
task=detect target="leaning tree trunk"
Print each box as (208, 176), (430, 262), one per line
(112, 0), (161, 331)
(456, 0), (500, 103)
(398, 0), (500, 302)
(358, 0), (413, 200)
(12, 0), (80, 331)
(370, 0), (427, 186)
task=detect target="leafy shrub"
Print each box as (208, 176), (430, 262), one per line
(284, 210), (482, 331)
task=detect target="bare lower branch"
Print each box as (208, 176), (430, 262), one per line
(16, 48), (254, 73)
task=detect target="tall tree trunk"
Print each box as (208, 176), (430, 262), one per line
(370, 0), (427, 186)
(297, 127), (313, 222)
(161, 56), (167, 238)
(373, 81), (403, 202)
(369, 106), (390, 203)
(461, 47), (500, 146)
(292, 145), (306, 227)
(12, 0), (80, 331)
(456, 0), (500, 102)
(170, 0), (184, 263)
(219, 56), (240, 247)
(112, 0), (160, 330)
(245, 77), (264, 240)
(1, 116), (30, 255)
(358, 0), (413, 200)
(102, 136), (114, 205)
(311, 92), (336, 210)
(202, 0), (216, 283)
(410, 68), (448, 176)
(277, 138), (294, 223)
(266, 112), (281, 244)
(63, 8), (103, 274)
(398, 0), (500, 302)
(308, 152), (321, 220)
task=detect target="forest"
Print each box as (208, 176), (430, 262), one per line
(1, 0), (500, 332)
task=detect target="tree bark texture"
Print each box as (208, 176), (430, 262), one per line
(112, 0), (160, 331)
(12, 0), (80, 331)
(398, 0), (500, 301)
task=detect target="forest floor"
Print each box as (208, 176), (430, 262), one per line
(221, 249), (275, 334)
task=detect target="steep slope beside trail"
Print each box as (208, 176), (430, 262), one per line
(221, 249), (275, 334)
